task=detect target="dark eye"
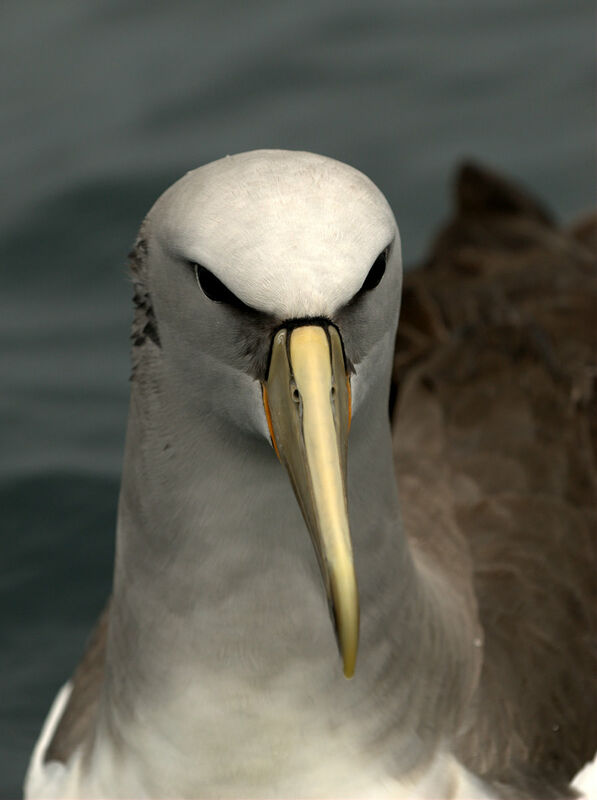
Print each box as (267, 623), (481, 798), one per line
(193, 264), (250, 311)
(359, 248), (388, 293)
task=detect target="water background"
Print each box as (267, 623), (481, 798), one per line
(1, 1), (594, 795)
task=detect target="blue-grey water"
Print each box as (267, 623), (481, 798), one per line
(1, 1), (594, 795)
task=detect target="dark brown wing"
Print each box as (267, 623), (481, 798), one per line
(393, 162), (597, 793)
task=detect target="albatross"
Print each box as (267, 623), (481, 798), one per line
(24, 150), (597, 799)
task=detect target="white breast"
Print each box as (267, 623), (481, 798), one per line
(26, 683), (498, 799)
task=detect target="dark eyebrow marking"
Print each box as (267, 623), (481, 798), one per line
(348, 245), (391, 305)
(192, 263), (258, 313)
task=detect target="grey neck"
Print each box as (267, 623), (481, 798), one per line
(96, 346), (480, 787)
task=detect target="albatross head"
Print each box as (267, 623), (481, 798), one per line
(139, 149), (401, 678)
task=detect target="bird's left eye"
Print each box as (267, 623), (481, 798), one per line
(359, 248), (388, 293)
(193, 264), (250, 311)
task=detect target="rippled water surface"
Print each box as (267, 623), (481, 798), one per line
(1, 0), (594, 794)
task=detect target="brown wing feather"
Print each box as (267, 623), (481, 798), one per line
(393, 162), (597, 791)
(44, 601), (110, 763)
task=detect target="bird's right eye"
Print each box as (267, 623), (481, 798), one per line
(193, 264), (251, 312)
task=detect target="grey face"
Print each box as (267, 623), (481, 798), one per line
(140, 151), (401, 426)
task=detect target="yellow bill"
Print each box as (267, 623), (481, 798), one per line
(262, 324), (359, 678)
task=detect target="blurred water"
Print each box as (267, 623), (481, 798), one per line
(1, 0), (594, 794)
